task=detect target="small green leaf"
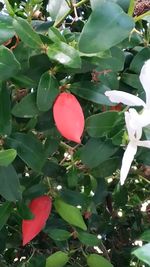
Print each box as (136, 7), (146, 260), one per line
(37, 72), (59, 112)
(54, 198), (87, 230)
(13, 17), (43, 49)
(6, 133), (45, 172)
(46, 251), (69, 267)
(47, 229), (71, 241)
(0, 202), (13, 231)
(0, 46), (20, 80)
(12, 93), (40, 118)
(79, 2), (134, 53)
(0, 83), (12, 136)
(0, 165), (22, 201)
(78, 231), (100, 246)
(80, 138), (118, 168)
(0, 149), (17, 166)
(0, 14), (15, 44)
(132, 243), (150, 266)
(86, 111), (119, 137)
(87, 254), (113, 267)
(140, 230), (150, 242)
(47, 42), (81, 68)
(48, 27), (66, 43)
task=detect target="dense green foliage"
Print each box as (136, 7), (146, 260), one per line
(0, 0), (150, 266)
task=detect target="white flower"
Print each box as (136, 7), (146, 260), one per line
(120, 108), (150, 185)
(105, 59), (150, 128)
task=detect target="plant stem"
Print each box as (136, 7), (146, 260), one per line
(134, 11), (150, 22)
(54, 0), (89, 27)
(128, 0), (136, 16)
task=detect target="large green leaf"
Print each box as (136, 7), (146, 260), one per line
(12, 93), (40, 118)
(80, 138), (118, 168)
(87, 254), (113, 267)
(129, 47), (150, 73)
(47, 0), (70, 26)
(46, 251), (69, 267)
(54, 198), (87, 230)
(0, 202), (13, 231)
(47, 42), (81, 68)
(6, 133), (45, 172)
(37, 72), (59, 111)
(79, 2), (134, 53)
(0, 165), (22, 201)
(0, 46), (20, 80)
(132, 243), (150, 266)
(0, 149), (17, 167)
(86, 111), (119, 137)
(140, 230), (150, 242)
(70, 82), (113, 105)
(0, 14), (15, 44)
(0, 83), (12, 136)
(13, 17), (43, 49)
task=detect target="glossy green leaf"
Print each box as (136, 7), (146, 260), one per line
(6, 133), (45, 172)
(78, 231), (100, 246)
(12, 93), (40, 118)
(121, 73), (143, 90)
(80, 138), (118, 168)
(37, 72), (59, 111)
(13, 17), (43, 49)
(0, 46), (20, 80)
(0, 83), (12, 136)
(86, 111), (119, 137)
(46, 251), (69, 267)
(0, 14), (15, 44)
(87, 254), (113, 267)
(47, 229), (71, 241)
(54, 198), (87, 230)
(129, 47), (150, 73)
(79, 2), (134, 53)
(47, 0), (70, 26)
(47, 42), (81, 68)
(0, 165), (22, 201)
(132, 243), (150, 266)
(92, 157), (121, 177)
(0, 149), (17, 167)
(0, 202), (13, 231)
(70, 82), (113, 105)
(140, 230), (150, 242)
(48, 27), (66, 43)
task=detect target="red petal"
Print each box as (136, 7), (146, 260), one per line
(22, 196), (52, 246)
(53, 92), (84, 143)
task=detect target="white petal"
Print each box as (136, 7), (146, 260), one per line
(125, 109), (142, 140)
(120, 142), (137, 186)
(138, 109), (150, 128)
(139, 59), (150, 107)
(138, 140), (150, 149)
(105, 91), (146, 107)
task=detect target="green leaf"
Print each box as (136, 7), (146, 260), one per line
(86, 111), (119, 137)
(13, 17), (43, 49)
(129, 47), (150, 73)
(78, 231), (100, 246)
(92, 157), (121, 177)
(132, 243), (150, 266)
(47, 229), (71, 241)
(47, 0), (70, 26)
(54, 198), (87, 231)
(80, 138), (118, 168)
(0, 83), (12, 136)
(46, 251), (69, 267)
(48, 27), (66, 43)
(6, 133), (45, 172)
(37, 72), (59, 112)
(0, 46), (20, 80)
(12, 93), (40, 118)
(140, 230), (150, 242)
(0, 202), (13, 231)
(0, 165), (22, 201)
(87, 254), (113, 267)
(121, 73), (143, 90)
(0, 149), (17, 167)
(79, 2), (134, 53)
(0, 14), (15, 44)
(47, 42), (81, 68)
(70, 82), (113, 105)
